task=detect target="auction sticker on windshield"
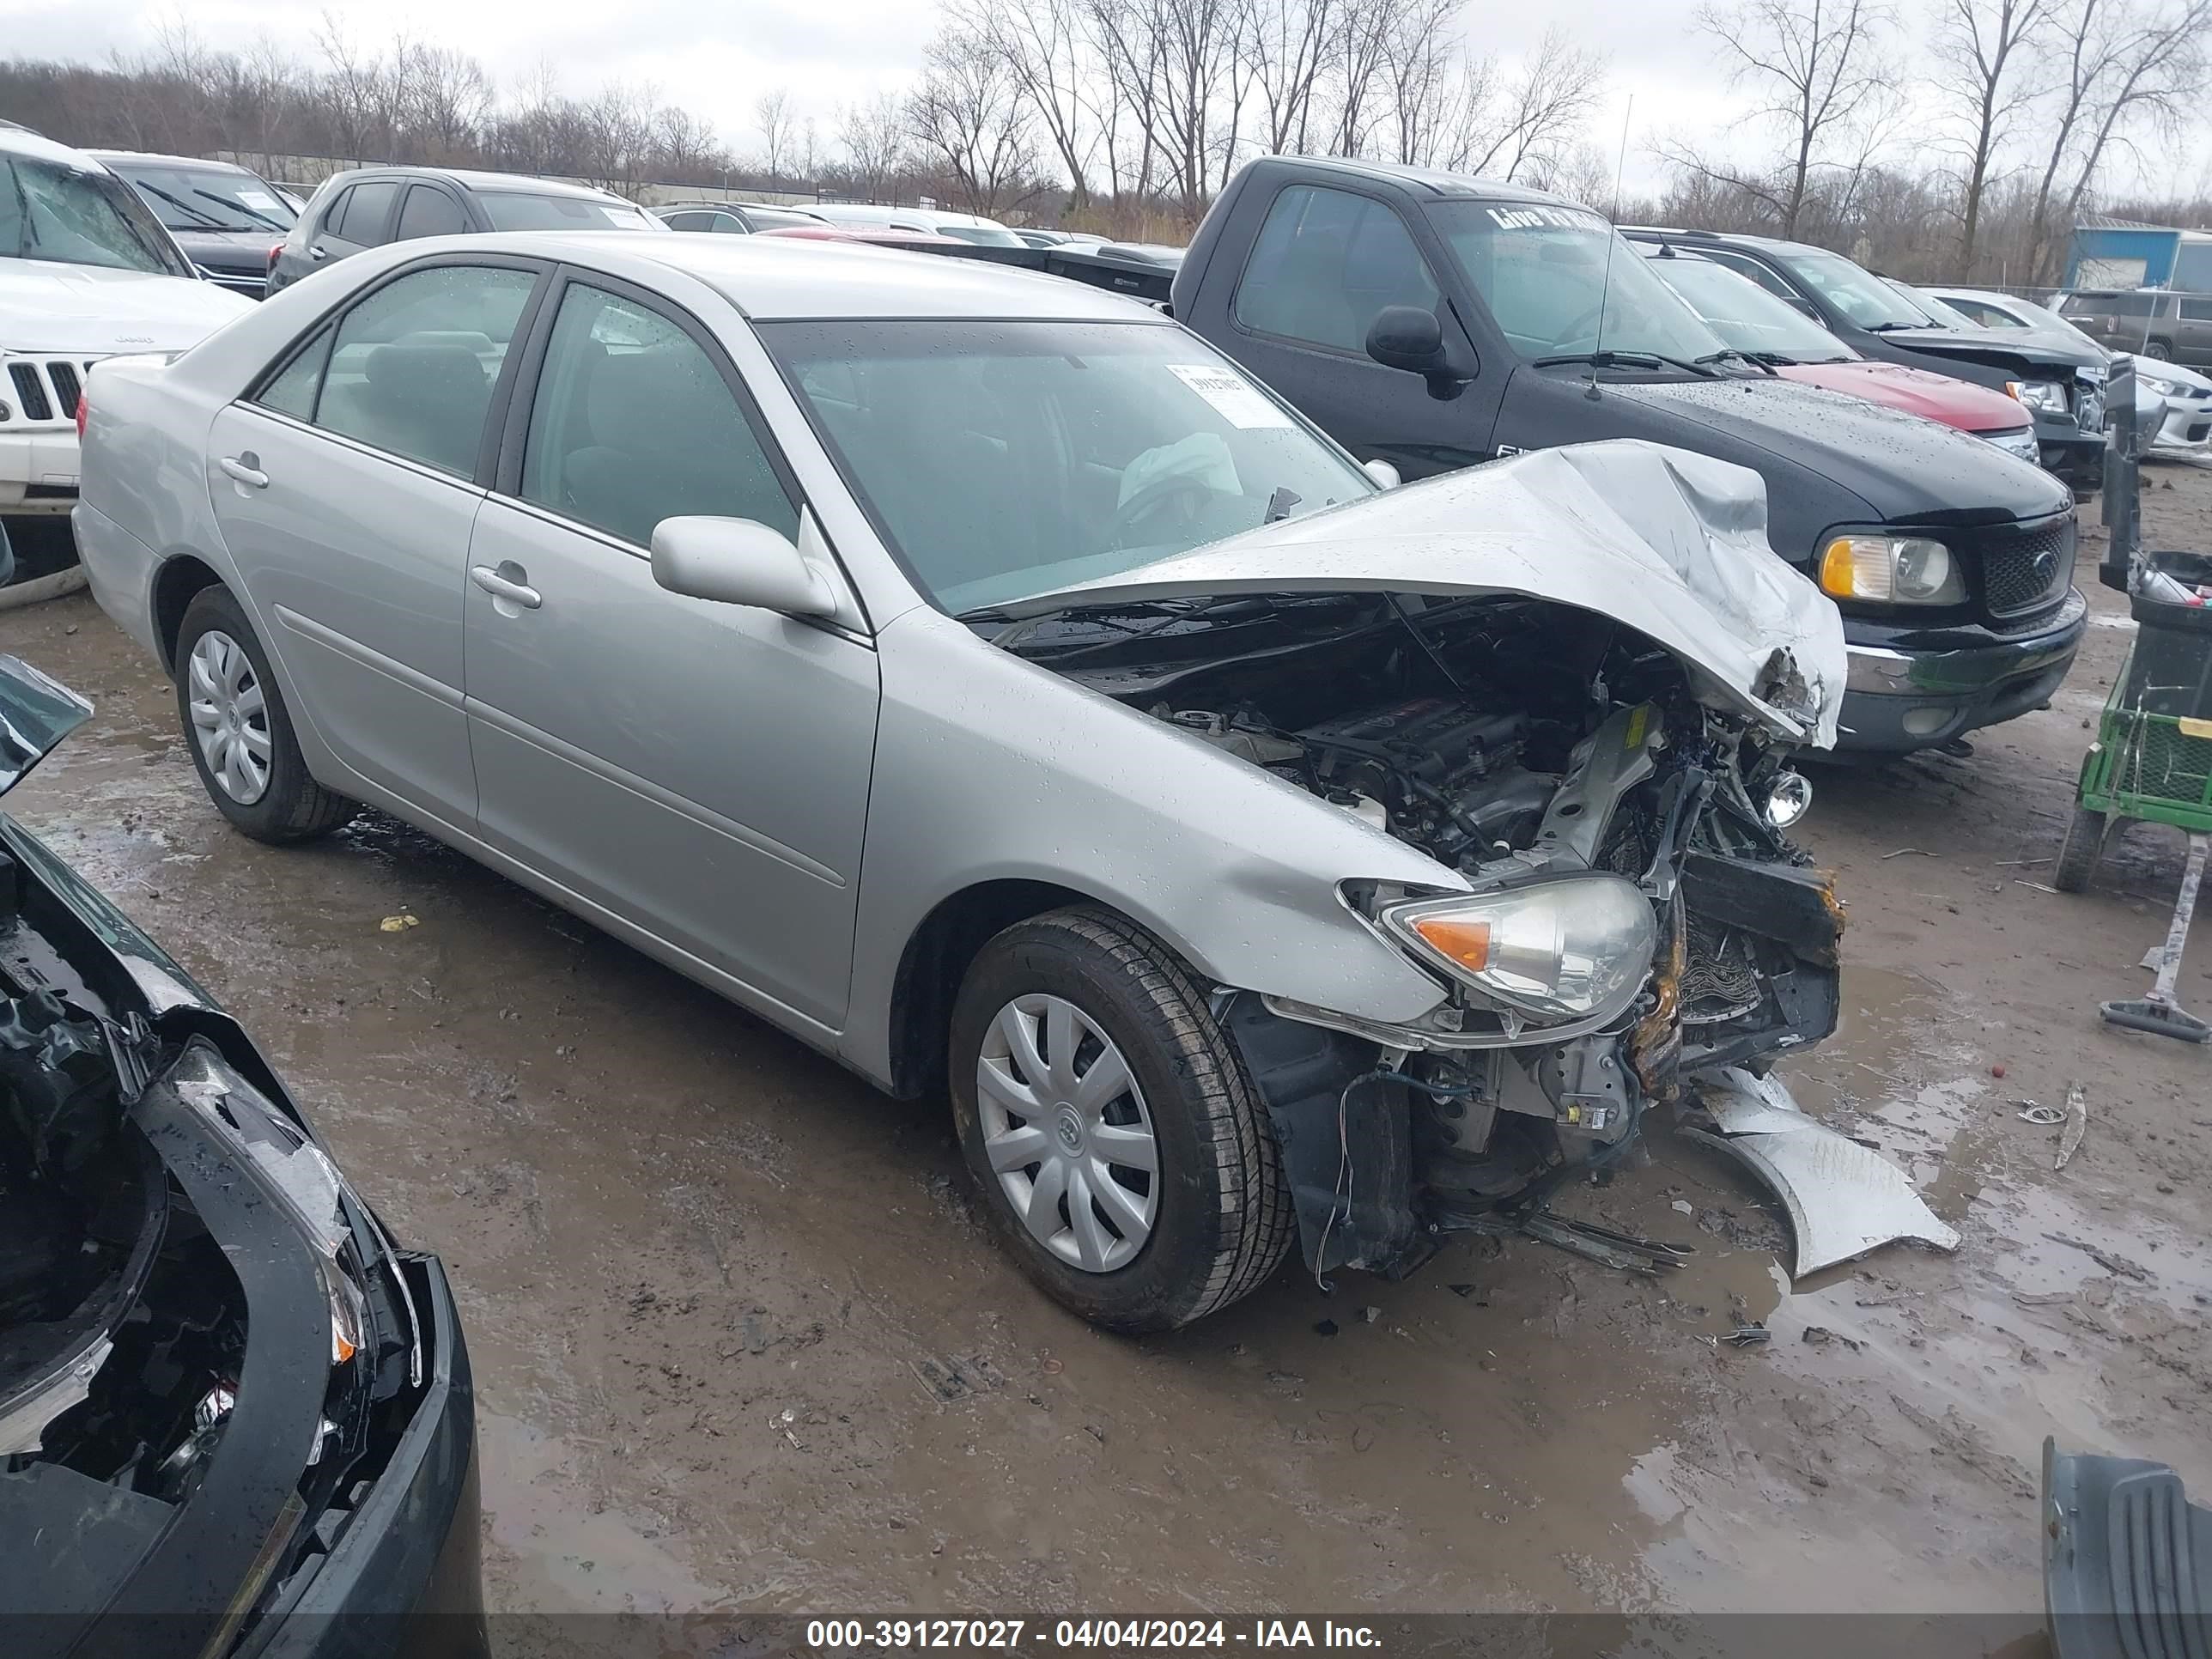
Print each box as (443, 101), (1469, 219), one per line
(1168, 362), (1292, 428)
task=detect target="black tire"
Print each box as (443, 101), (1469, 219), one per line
(173, 586), (356, 843)
(2144, 338), (2174, 362)
(2054, 802), (2109, 893)
(949, 907), (1296, 1334)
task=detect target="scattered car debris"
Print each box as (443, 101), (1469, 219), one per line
(1686, 1068), (1960, 1276)
(1722, 1324), (1771, 1346)
(1801, 1326), (1863, 1352)
(2042, 1438), (2210, 1658)
(913, 1354), (1007, 1405)
(1360, 1306), (1382, 1324)
(2055, 1083), (2089, 1171)
(1313, 1319), (1340, 1337)
(2018, 1103), (2067, 1126)
(2043, 1233), (2151, 1282)
(1881, 848), (1938, 860)
(379, 914), (420, 933)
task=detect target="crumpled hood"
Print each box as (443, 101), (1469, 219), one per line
(1002, 441), (1848, 747)
(1775, 359), (2029, 434)
(0, 259), (252, 354)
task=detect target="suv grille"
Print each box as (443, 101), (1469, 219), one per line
(0, 358), (100, 426)
(1978, 514), (2075, 620)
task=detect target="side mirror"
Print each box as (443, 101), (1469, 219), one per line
(1365, 305), (1468, 400)
(1362, 459), (1401, 489)
(650, 516), (836, 617)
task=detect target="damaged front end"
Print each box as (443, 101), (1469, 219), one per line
(0, 660), (482, 1655)
(994, 444), (1948, 1282)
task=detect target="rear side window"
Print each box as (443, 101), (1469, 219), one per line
(308, 264), (538, 476)
(1700, 248), (1802, 304)
(520, 283), (798, 548)
(319, 186), (355, 239)
(2079, 292), (2162, 319)
(663, 210), (709, 230)
(336, 179), (399, 246)
(1233, 184), (1441, 354)
(2179, 299), (2212, 322)
(395, 185), (468, 241)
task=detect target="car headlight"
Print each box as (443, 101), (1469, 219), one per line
(1819, 533), (1966, 605)
(2007, 379), (2069, 412)
(2139, 373), (2181, 398)
(1378, 875), (1656, 1025)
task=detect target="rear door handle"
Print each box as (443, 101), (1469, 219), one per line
(470, 564), (541, 610)
(308, 245), (330, 262)
(219, 454), (268, 489)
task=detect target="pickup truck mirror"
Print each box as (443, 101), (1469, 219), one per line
(1365, 306), (1467, 400)
(651, 516), (837, 617)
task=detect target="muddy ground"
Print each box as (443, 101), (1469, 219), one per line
(3, 464), (2209, 1632)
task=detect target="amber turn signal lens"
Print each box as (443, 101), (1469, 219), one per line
(1411, 915), (1492, 970)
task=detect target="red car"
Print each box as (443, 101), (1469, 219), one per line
(1647, 249), (2041, 463)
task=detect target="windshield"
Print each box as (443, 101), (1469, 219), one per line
(1428, 201), (1729, 367)
(1991, 294), (2108, 354)
(1781, 247), (1940, 329)
(112, 162), (295, 234)
(477, 192), (654, 231)
(1647, 254), (1852, 362)
(935, 222), (1024, 247)
(1, 155), (194, 276)
(761, 319), (1373, 614)
(1895, 283), (1979, 329)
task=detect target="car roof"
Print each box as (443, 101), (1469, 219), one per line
(1620, 226), (1830, 258)
(86, 149), (253, 174)
(321, 165), (633, 204)
(0, 125), (114, 170)
(391, 230), (1169, 322)
(1253, 154), (1574, 206)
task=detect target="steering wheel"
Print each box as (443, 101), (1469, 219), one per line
(1550, 301), (1607, 351)
(1107, 473), (1218, 550)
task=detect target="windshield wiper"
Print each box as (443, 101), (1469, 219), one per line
(1863, 320), (1933, 333)
(1533, 349), (1718, 378)
(131, 180), (240, 231)
(198, 186), (283, 231)
(1696, 348), (1775, 374)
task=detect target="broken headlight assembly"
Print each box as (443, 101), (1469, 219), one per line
(1376, 875), (1657, 1027)
(1817, 533), (1965, 605)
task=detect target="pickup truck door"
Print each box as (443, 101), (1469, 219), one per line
(1194, 179), (1500, 480)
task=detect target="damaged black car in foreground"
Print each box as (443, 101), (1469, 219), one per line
(0, 659), (483, 1657)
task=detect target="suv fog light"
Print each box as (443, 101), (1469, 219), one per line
(1902, 706), (1954, 737)
(1765, 769), (1813, 829)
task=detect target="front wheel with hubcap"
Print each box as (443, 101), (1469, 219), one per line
(173, 586), (357, 843)
(949, 908), (1296, 1333)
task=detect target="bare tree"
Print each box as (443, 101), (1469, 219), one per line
(2024, 0), (2212, 281)
(908, 29), (1044, 212)
(839, 92), (910, 200)
(313, 10), (396, 160)
(1465, 29), (1610, 179)
(395, 42), (492, 161)
(1239, 0), (1336, 156)
(951, 0), (1100, 202)
(1665, 0), (1897, 235)
(1931, 0), (2047, 268)
(755, 87), (795, 180)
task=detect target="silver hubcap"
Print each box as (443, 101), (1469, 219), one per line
(187, 630), (271, 805)
(976, 994), (1158, 1273)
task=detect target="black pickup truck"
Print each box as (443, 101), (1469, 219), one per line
(915, 157), (2087, 756)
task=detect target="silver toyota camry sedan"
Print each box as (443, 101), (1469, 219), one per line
(76, 232), (1889, 1333)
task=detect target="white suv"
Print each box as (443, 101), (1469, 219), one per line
(2, 126), (250, 528)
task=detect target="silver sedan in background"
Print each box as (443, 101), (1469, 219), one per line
(75, 233), (1863, 1331)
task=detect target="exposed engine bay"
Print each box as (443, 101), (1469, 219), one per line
(0, 844), (430, 1634)
(999, 587), (1846, 1276)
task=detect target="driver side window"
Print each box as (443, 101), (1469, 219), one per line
(1233, 184), (1441, 355)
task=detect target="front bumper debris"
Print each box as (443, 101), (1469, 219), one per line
(1684, 1066), (1960, 1275)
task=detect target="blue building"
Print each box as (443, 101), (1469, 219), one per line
(2066, 216), (2212, 291)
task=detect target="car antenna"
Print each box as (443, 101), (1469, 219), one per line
(1588, 100), (1632, 403)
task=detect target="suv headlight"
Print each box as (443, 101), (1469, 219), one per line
(2007, 378), (2069, 412)
(1819, 533), (1966, 605)
(1378, 875), (1656, 1025)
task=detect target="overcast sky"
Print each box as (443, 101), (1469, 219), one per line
(3, 0), (2205, 200)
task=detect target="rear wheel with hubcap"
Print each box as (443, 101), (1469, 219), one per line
(949, 907), (1296, 1333)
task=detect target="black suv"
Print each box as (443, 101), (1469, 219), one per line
(267, 167), (664, 295)
(1620, 227), (2108, 489)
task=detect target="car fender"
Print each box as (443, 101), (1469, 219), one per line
(842, 606), (1462, 1089)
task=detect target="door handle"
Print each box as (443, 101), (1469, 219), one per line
(470, 564), (541, 610)
(219, 454), (268, 489)
(308, 245), (330, 262)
